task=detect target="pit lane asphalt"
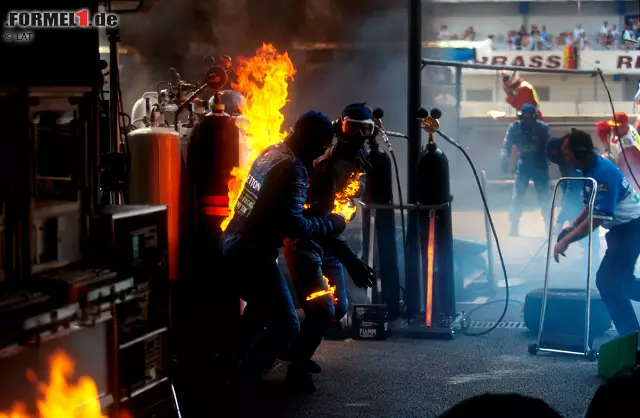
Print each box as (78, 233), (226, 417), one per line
(265, 327), (606, 418)
(261, 206), (636, 418)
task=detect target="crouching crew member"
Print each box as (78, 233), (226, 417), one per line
(282, 103), (376, 394)
(220, 110), (347, 388)
(553, 130), (640, 337)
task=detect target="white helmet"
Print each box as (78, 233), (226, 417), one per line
(501, 71), (520, 87)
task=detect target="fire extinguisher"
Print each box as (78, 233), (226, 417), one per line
(180, 66), (241, 397)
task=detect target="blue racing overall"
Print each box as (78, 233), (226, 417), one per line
(282, 143), (367, 368)
(582, 155), (640, 336)
(501, 108), (551, 235)
(220, 142), (339, 380)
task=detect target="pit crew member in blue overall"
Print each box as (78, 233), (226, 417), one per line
(553, 129), (640, 337)
(282, 103), (376, 393)
(500, 104), (552, 236)
(547, 135), (601, 261)
(220, 110), (348, 387)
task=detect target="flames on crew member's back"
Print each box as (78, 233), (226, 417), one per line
(220, 43), (296, 231)
(332, 172), (363, 222)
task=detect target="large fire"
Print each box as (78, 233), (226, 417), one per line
(306, 276), (337, 304)
(332, 172), (363, 222)
(0, 351), (105, 418)
(220, 43), (296, 231)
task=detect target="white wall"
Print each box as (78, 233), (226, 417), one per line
(449, 74), (636, 117)
(459, 74), (626, 102)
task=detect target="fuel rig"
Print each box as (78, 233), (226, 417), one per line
(0, 0), (252, 416)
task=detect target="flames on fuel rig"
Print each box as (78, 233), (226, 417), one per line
(220, 43), (364, 231)
(0, 351), (107, 418)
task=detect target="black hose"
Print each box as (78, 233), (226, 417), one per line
(387, 149), (407, 269)
(437, 130), (511, 337)
(597, 70), (640, 192)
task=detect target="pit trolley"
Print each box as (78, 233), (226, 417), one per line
(528, 177), (599, 361)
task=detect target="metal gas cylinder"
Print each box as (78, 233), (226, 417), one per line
(417, 141), (455, 320)
(418, 142), (450, 205)
(127, 127), (182, 281)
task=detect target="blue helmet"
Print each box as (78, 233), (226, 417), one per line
(338, 103), (375, 138)
(294, 110), (334, 147)
(520, 104), (537, 118)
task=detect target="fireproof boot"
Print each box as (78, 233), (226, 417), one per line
(509, 222), (519, 237)
(301, 359), (322, 374)
(278, 356), (321, 373)
(285, 365), (316, 394)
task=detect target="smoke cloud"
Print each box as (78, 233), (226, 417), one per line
(116, 0), (503, 213)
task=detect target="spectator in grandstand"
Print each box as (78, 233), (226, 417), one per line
(437, 25), (453, 41)
(462, 26), (476, 41)
(576, 32), (590, 50)
(540, 25), (551, 49)
(611, 25), (621, 48)
(622, 24), (636, 50)
(573, 23), (585, 41)
(600, 21), (610, 38)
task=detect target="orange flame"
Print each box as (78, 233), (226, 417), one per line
(306, 276), (337, 304)
(0, 351), (106, 418)
(220, 43), (296, 231)
(332, 172), (363, 222)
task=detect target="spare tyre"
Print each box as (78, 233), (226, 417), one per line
(523, 288), (611, 336)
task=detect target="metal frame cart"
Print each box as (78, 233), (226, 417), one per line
(528, 177), (599, 361)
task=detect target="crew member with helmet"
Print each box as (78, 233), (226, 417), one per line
(500, 103), (552, 236)
(501, 71), (543, 120)
(220, 110), (348, 390)
(553, 129), (640, 337)
(547, 135), (601, 262)
(501, 71), (544, 171)
(282, 103), (376, 394)
(595, 111), (640, 193)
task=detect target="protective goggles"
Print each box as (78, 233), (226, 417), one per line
(341, 117), (375, 137)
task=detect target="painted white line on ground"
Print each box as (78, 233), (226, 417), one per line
(458, 297), (489, 305)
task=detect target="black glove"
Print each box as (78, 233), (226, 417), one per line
(557, 226), (574, 243)
(344, 258), (376, 289)
(327, 213), (347, 234)
(315, 236), (375, 288)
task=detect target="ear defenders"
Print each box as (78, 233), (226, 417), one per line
(572, 146), (588, 160)
(568, 129), (589, 160)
